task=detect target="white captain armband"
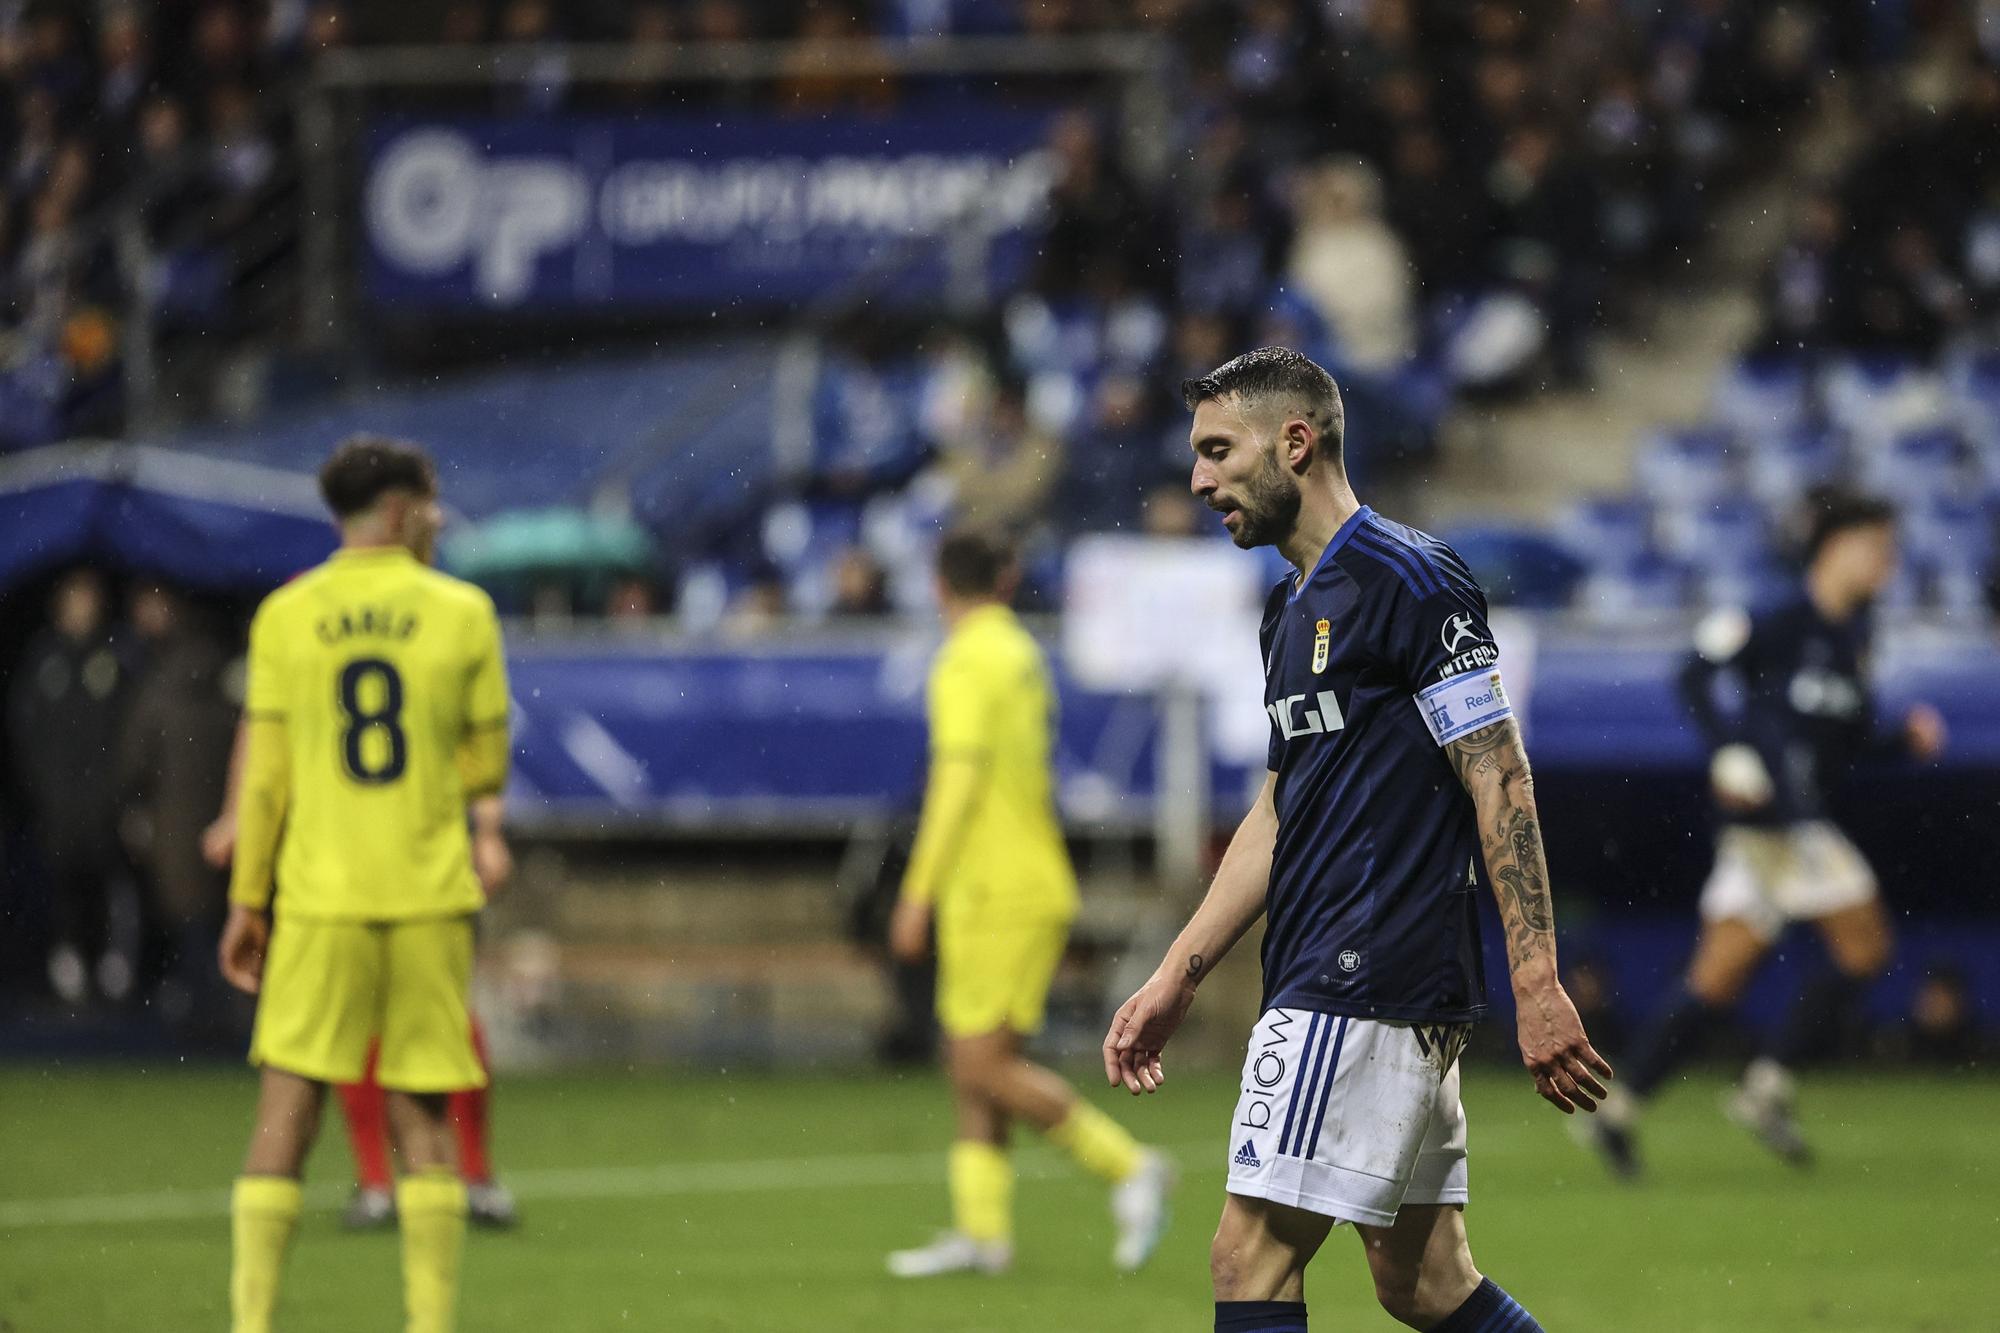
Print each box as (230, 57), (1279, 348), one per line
(1414, 667), (1514, 746)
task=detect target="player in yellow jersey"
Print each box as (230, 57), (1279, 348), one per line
(886, 529), (1174, 1278)
(217, 437), (511, 1333)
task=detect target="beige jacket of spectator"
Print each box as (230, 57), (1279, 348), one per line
(1288, 160), (1416, 373)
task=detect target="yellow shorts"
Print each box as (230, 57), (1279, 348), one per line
(936, 916), (1071, 1039)
(250, 913), (486, 1092)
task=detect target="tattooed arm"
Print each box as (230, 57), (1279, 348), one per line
(1446, 718), (1614, 1114)
(1103, 769), (1278, 1095)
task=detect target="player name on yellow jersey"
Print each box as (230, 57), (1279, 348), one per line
(234, 546), (509, 923)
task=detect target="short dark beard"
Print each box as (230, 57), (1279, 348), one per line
(1229, 445), (1302, 549)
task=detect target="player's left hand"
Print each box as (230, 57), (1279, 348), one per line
(200, 814), (236, 869)
(1514, 979), (1613, 1115)
(1905, 703), (1947, 761)
(473, 828), (514, 898)
(218, 904), (270, 994)
(888, 896), (931, 964)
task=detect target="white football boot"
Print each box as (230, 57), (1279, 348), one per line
(886, 1231), (1012, 1278)
(1111, 1150), (1176, 1272)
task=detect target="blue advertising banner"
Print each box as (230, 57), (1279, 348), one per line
(362, 110), (1059, 311)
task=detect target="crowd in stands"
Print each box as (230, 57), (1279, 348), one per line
(0, 3), (337, 446)
(2, 2), (1998, 623)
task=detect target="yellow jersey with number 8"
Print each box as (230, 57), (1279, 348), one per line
(244, 546), (508, 921)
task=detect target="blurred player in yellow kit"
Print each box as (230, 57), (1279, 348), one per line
(886, 529), (1173, 1277)
(217, 436), (511, 1333)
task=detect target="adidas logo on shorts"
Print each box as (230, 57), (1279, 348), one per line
(1233, 1139), (1261, 1168)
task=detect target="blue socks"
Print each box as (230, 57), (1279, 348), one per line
(1216, 1300), (1308, 1332)
(1430, 1277), (1543, 1332)
(1773, 970), (1865, 1066)
(1217, 1281), (1538, 1331)
(1626, 983), (1721, 1098)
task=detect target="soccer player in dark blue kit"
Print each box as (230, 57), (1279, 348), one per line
(1104, 348), (1612, 1333)
(1579, 486), (1946, 1175)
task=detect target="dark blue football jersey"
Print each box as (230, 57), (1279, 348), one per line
(1679, 596), (1890, 826)
(1257, 506), (1513, 1023)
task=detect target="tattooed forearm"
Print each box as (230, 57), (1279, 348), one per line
(1446, 720), (1556, 977)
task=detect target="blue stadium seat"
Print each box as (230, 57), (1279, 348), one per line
(1575, 551), (1693, 618)
(1901, 498), (1994, 578)
(1712, 354), (1809, 441)
(1864, 425), (1970, 504)
(1635, 426), (1740, 504)
(1944, 346), (2000, 437)
(1746, 423), (1846, 507)
(1821, 353), (1945, 449)
(1655, 495), (1771, 572)
(1436, 524), (1588, 610)
(1560, 496), (1655, 564)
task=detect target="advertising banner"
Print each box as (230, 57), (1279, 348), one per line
(362, 109), (1058, 310)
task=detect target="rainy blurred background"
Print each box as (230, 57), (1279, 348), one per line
(2, 0), (1998, 1085)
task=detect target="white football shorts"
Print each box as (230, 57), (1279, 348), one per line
(1224, 1008), (1471, 1227)
(1699, 821), (1878, 943)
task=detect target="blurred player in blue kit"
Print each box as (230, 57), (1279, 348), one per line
(1580, 486), (1946, 1175)
(1104, 348), (1611, 1333)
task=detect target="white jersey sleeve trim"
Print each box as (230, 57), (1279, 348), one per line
(1415, 667), (1514, 746)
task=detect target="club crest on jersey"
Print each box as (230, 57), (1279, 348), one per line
(1311, 618), (1330, 673)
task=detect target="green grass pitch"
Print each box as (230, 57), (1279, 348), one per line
(1, 1064), (1993, 1330)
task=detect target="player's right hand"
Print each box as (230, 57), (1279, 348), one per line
(218, 904), (269, 994)
(1710, 744), (1773, 813)
(1103, 970), (1198, 1096)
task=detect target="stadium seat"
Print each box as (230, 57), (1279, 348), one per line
(1560, 496), (1655, 565)
(1745, 423), (1846, 507)
(1821, 354), (1947, 449)
(1436, 524), (1589, 610)
(1864, 426), (1970, 505)
(1655, 496), (1771, 572)
(1712, 354), (1809, 441)
(1575, 551), (1693, 618)
(1635, 426), (1740, 505)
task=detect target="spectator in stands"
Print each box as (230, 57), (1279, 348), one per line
(126, 96), (214, 260)
(439, 0), (488, 45)
(6, 569), (134, 1007)
(606, 573), (661, 624)
(1386, 125), (1488, 297)
(829, 547), (893, 619)
(936, 377), (1061, 533)
(95, 7), (154, 153)
(494, 0), (571, 116)
(1484, 122), (1604, 384)
(778, 2), (893, 114)
(183, 2), (265, 97)
(1035, 112), (1156, 297)
(1177, 173), (1269, 317)
(687, 0), (752, 43)
(8, 87), (63, 203)
(1138, 483), (1202, 539)
(1287, 157), (1415, 374)
(723, 564), (789, 638)
(1060, 372), (1160, 533)
(611, 3), (676, 106)
(115, 585), (236, 1035)
(1904, 962), (1980, 1065)
(21, 8), (91, 114)
(1758, 190), (1845, 352)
